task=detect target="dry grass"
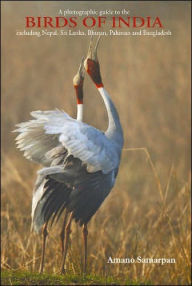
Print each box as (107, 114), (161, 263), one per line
(1, 2), (191, 285)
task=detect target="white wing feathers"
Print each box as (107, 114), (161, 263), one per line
(14, 110), (119, 173)
(14, 110), (66, 166)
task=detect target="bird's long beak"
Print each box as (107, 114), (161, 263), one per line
(73, 57), (85, 86)
(78, 56), (85, 78)
(73, 57), (85, 104)
(84, 36), (103, 87)
(86, 36), (101, 62)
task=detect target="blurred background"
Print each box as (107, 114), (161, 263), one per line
(1, 1), (191, 285)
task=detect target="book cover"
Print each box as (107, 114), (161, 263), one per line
(1, 1), (191, 285)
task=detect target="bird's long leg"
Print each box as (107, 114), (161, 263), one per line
(60, 212), (73, 274)
(82, 223), (88, 273)
(39, 222), (48, 273)
(60, 210), (69, 255)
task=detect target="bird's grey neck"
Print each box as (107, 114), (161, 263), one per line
(98, 87), (124, 147)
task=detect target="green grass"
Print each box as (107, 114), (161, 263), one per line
(1, 270), (149, 285)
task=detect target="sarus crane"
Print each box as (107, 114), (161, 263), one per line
(14, 37), (124, 274)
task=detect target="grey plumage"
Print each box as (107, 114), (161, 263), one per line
(14, 40), (124, 263)
(14, 105), (123, 233)
(32, 144), (118, 231)
(14, 37), (124, 274)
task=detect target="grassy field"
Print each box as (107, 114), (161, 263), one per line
(2, 270), (150, 285)
(1, 2), (191, 285)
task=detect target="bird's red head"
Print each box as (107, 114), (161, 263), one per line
(73, 57), (85, 104)
(84, 36), (104, 88)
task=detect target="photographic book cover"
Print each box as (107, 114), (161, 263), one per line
(1, 1), (191, 285)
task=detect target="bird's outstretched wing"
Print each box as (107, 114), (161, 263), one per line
(14, 110), (120, 173)
(14, 110), (68, 166)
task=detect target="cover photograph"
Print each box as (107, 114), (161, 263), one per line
(1, 1), (191, 285)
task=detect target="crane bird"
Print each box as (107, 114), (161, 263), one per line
(14, 37), (124, 274)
